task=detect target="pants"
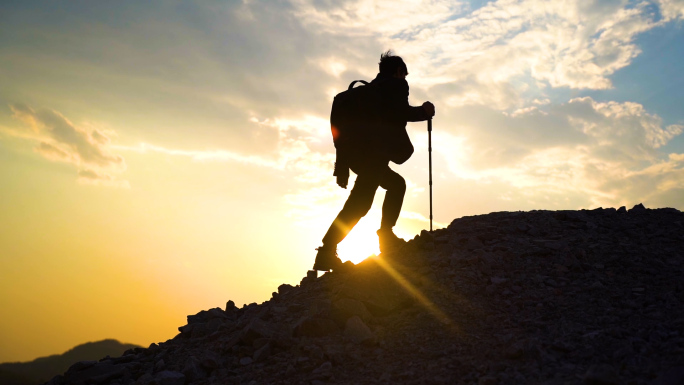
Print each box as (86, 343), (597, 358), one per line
(322, 156), (406, 246)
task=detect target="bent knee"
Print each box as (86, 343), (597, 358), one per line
(399, 176), (406, 190)
(394, 175), (406, 193)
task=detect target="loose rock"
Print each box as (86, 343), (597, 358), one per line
(47, 205), (684, 384)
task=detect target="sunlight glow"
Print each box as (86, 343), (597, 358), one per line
(336, 210), (382, 264)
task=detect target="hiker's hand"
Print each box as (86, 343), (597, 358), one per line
(422, 101), (435, 117)
(334, 161), (349, 189)
(336, 174), (348, 189)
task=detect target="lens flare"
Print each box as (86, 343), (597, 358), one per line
(373, 256), (453, 326)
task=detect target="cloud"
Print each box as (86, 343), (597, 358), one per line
(35, 142), (71, 162)
(2, 0), (683, 213)
(86, 0), (683, 215)
(292, 0), (671, 110)
(413, 0), (656, 93)
(115, 113), (336, 181)
(428, 97), (684, 208)
(115, 142), (281, 169)
(656, 0), (684, 21)
(9, 104), (128, 187)
(292, 0), (465, 36)
(77, 169), (130, 189)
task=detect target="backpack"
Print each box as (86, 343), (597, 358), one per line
(329, 80), (382, 152)
(330, 78), (415, 166)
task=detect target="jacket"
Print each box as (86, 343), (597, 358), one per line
(370, 72), (429, 164)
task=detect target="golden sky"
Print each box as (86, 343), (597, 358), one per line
(1, 0), (684, 362)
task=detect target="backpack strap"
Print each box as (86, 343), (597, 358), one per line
(348, 80), (369, 90)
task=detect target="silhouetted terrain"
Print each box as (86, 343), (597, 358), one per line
(48, 205), (684, 384)
(0, 340), (140, 385)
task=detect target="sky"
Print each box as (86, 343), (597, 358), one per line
(1, 0), (683, 362)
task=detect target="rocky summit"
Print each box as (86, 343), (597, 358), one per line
(48, 205), (684, 385)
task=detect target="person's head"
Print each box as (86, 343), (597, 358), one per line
(379, 50), (408, 78)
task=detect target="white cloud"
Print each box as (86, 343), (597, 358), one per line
(293, 0), (669, 109)
(292, 0), (465, 36)
(429, 97), (684, 208)
(8, 104), (128, 187)
(115, 112), (337, 187)
(656, 0), (684, 20)
(3, 0), (683, 211)
(114, 142), (281, 169)
(77, 169), (130, 189)
(583, 98), (683, 150)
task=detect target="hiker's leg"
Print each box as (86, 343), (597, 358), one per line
(379, 166), (406, 230)
(322, 171), (380, 246)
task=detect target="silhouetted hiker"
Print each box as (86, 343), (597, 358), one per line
(314, 51), (435, 272)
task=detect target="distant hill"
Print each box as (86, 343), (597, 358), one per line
(0, 339), (141, 385)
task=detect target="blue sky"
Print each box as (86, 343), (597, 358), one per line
(590, 23), (684, 121)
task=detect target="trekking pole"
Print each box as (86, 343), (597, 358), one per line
(428, 118), (433, 233)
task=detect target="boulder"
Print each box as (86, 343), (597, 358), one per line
(240, 318), (274, 345)
(331, 298), (372, 325)
(344, 316), (374, 345)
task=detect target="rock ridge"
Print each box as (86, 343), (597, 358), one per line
(48, 205), (684, 384)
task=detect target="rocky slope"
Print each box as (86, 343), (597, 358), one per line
(48, 205), (684, 385)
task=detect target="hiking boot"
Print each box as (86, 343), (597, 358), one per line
(335, 260), (355, 274)
(377, 228), (405, 253)
(312, 245), (343, 272)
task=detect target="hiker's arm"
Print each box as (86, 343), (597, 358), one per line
(406, 105), (429, 122)
(383, 79), (430, 123)
(397, 80), (431, 122)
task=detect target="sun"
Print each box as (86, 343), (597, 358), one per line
(336, 213), (381, 264)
